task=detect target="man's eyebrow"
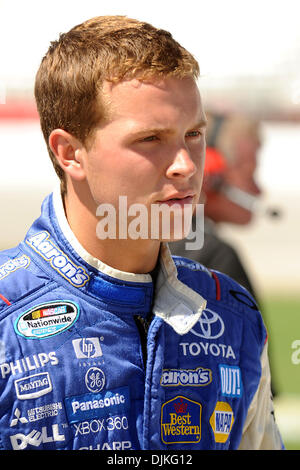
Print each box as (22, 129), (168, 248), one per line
(128, 118), (208, 138)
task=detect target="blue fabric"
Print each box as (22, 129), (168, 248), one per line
(0, 194), (267, 450)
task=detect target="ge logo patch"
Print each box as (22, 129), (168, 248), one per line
(191, 308), (225, 339)
(85, 367), (105, 393)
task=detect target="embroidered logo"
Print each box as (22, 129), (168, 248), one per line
(64, 387), (130, 425)
(160, 367), (212, 387)
(209, 401), (234, 443)
(15, 301), (79, 339)
(26, 232), (89, 287)
(0, 255), (30, 281)
(219, 364), (243, 398)
(161, 396), (201, 444)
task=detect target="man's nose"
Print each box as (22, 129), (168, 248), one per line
(166, 147), (197, 179)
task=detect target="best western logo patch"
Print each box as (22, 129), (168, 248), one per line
(161, 396), (201, 445)
(14, 301), (79, 339)
(26, 231), (89, 287)
(209, 401), (234, 443)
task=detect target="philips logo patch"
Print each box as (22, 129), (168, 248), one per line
(15, 301), (79, 339)
(64, 386), (130, 424)
(26, 231), (89, 287)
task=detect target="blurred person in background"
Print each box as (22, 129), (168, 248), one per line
(171, 112), (278, 396)
(170, 111), (263, 300)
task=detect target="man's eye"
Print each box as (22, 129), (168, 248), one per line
(141, 135), (158, 142)
(186, 130), (201, 138)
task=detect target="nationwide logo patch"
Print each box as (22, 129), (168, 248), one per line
(209, 401), (234, 443)
(161, 396), (201, 445)
(14, 301), (79, 339)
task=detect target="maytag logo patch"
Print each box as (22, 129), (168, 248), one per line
(15, 301), (79, 339)
(15, 372), (52, 400)
(161, 396), (201, 445)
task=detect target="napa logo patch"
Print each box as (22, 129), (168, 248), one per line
(15, 301), (80, 339)
(209, 401), (234, 443)
(161, 396), (201, 445)
(26, 231), (89, 287)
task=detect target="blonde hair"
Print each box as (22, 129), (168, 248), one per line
(34, 15), (200, 193)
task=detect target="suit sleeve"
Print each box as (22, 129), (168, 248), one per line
(238, 341), (284, 450)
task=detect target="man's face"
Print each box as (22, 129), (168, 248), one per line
(80, 76), (206, 239)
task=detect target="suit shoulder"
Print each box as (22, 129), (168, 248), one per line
(0, 246), (49, 315)
(174, 255), (265, 342)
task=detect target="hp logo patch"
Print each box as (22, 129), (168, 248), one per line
(72, 337), (103, 359)
(191, 308), (225, 339)
(85, 367), (105, 393)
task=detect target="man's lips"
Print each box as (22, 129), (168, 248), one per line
(157, 193), (196, 206)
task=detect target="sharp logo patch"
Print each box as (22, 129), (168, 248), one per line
(14, 301), (79, 339)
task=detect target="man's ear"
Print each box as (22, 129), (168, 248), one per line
(48, 129), (86, 181)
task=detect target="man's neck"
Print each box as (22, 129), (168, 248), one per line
(63, 184), (161, 274)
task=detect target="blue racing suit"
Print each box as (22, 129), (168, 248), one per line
(0, 190), (283, 450)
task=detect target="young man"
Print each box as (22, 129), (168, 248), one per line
(0, 16), (283, 450)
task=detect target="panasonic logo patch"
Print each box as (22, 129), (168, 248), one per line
(64, 387), (130, 424)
